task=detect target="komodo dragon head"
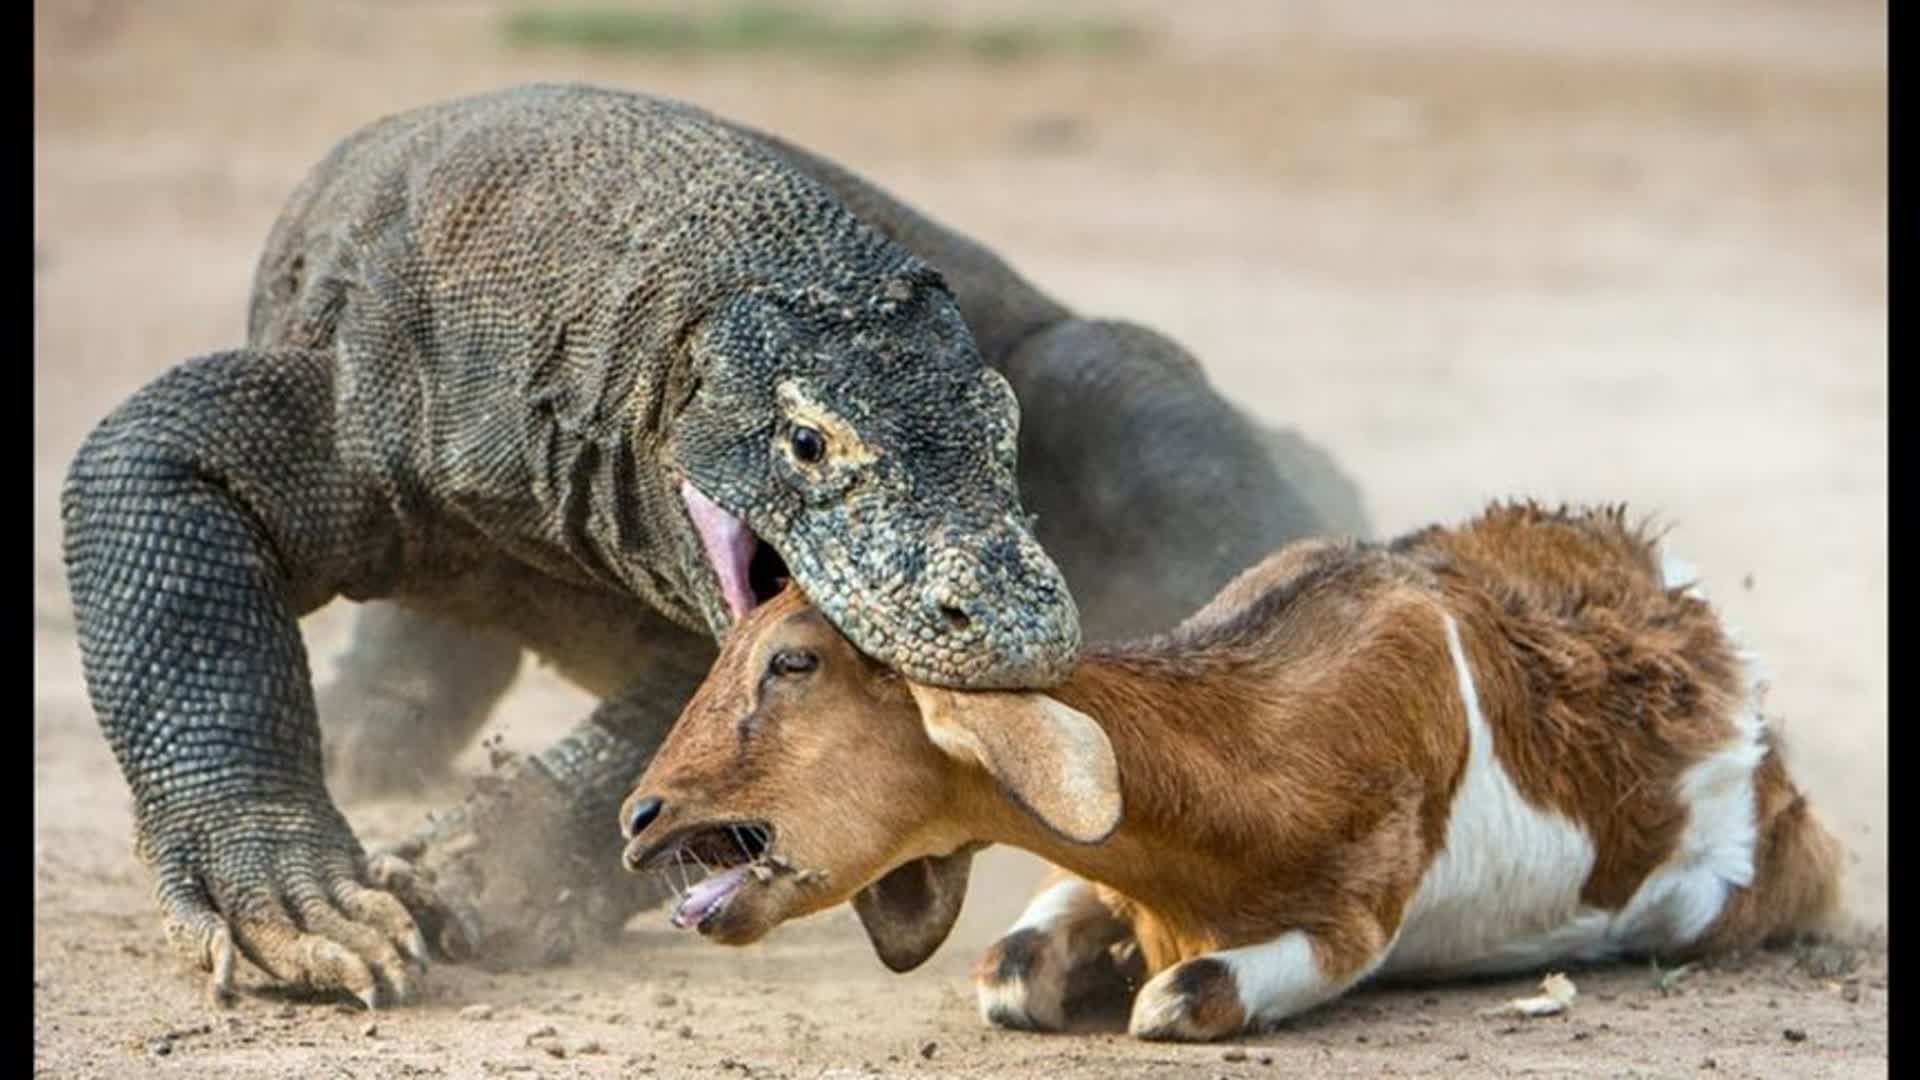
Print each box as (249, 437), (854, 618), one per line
(662, 266), (1080, 690)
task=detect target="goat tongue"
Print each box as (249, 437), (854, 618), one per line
(671, 866), (751, 930)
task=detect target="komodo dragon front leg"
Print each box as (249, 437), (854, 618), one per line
(64, 349), (449, 1006)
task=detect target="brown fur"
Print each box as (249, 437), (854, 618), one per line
(623, 500), (1844, 1041)
(1414, 503), (1753, 908)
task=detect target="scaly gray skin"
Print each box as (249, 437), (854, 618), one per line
(65, 83), (1370, 1008)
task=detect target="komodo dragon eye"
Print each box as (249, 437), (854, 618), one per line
(789, 425), (826, 464)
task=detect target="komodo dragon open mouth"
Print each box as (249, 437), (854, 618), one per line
(681, 481), (791, 623)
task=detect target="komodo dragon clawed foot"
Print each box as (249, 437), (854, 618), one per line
(134, 791), (450, 1010)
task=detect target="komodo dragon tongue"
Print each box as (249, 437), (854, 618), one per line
(681, 480), (758, 623)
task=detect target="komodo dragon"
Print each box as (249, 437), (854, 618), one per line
(62, 82), (1370, 1009)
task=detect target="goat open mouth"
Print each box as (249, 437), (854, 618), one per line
(629, 821), (778, 933)
(681, 481), (792, 621)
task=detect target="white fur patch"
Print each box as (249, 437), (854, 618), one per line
(1132, 929), (1388, 1035)
(1379, 604), (1766, 978)
(1009, 879), (1092, 935)
(1614, 546), (1769, 949)
(1610, 703), (1764, 948)
(1379, 614), (1606, 978)
(1223, 930), (1376, 1025)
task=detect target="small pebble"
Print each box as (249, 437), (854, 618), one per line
(1222, 1048), (1247, 1062)
(1783, 1028), (1808, 1043)
(919, 1041), (937, 1060)
(1842, 983), (1862, 1004)
(362, 1022), (379, 1039)
(542, 1043), (566, 1059)
(526, 1024), (557, 1040)
(654, 991), (678, 1008)
(148, 1039), (173, 1057)
(678, 1024), (694, 1039)
(460, 1003), (495, 1021)
(572, 1039), (602, 1056)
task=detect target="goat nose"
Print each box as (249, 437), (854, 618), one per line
(624, 796), (664, 839)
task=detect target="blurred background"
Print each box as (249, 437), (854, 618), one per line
(35, 0), (1885, 1072)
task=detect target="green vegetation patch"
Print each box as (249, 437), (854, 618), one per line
(500, 4), (1147, 62)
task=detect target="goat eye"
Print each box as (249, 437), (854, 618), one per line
(789, 425), (826, 464)
(768, 649), (818, 678)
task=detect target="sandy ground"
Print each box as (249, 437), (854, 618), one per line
(33, 1), (1887, 1076)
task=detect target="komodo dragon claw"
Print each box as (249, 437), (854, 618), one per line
(137, 793), (449, 1010)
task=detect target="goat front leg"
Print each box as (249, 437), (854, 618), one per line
(974, 872), (1133, 1032)
(1128, 916), (1395, 1042)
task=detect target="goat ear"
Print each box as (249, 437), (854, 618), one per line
(906, 683), (1122, 845)
(851, 846), (977, 973)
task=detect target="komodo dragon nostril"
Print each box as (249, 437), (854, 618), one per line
(625, 796), (664, 839)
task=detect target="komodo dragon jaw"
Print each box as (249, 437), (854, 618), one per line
(664, 287), (1081, 690)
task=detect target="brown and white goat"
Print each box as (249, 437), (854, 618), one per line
(619, 502), (1844, 1042)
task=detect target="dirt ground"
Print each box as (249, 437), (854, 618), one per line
(33, 1), (1887, 1076)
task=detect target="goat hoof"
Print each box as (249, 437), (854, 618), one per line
(1128, 957), (1248, 1042)
(973, 928), (1068, 1032)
